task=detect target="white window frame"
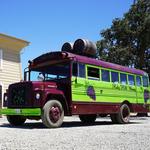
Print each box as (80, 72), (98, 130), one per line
(0, 49), (3, 70)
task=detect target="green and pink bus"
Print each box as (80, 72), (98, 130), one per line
(0, 51), (150, 128)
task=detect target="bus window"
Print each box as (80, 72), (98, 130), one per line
(143, 76), (149, 87)
(136, 76), (142, 86)
(120, 73), (127, 85)
(101, 69), (110, 82)
(72, 63), (78, 76)
(128, 75), (135, 86)
(111, 71), (119, 83)
(79, 64), (85, 78)
(87, 67), (99, 80)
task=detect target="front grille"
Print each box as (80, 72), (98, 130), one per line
(11, 86), (26, 105)
(8, 82), (32, 107)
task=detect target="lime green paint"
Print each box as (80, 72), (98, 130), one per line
(71, 64), (150, 105)
(0, 108), (41, 116)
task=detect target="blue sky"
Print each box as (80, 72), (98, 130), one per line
(0, 0), (134, 71)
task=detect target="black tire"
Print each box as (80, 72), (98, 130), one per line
(79, 114), (97, 124)
(41, 100), (64, 128)
(7, 115), (26, 126)
(111, 104), (130, 124)
(110, 114), (118, 123)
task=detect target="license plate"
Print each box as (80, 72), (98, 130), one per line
(15, 109), (21, 114)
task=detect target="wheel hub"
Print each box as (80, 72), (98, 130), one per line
(49, 106), (61, 123)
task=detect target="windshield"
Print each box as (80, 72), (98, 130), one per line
(27, 62), (70, 81)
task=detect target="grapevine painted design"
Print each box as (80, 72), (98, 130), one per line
(87, 86), (96, 101)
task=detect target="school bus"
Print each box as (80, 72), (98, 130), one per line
(0, 45), (149, 128)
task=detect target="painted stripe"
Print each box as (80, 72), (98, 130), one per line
(0, 108), (41, 116)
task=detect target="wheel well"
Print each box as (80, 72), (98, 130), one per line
(45, 94), (69, 115)
(122, 100), (133, 112)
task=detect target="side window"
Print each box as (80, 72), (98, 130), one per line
(87, 67), (99, 80)
(136, 76), (142, 86)
(111, 71), (119, 83)
(79, 63), (85, 78)
(128, 75), (135, 86)
(72, 63), (78, 76)
(120, 73), (127, 85)
(101, 69), (110, 82)
(143, 76), (149, 87)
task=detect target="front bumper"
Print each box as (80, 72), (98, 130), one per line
(0, 108), (41, 116)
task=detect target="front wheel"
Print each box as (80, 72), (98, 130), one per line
(41, 100), (64, 128)
(79, 114), (97, 124)
(7, 115), (26, 126)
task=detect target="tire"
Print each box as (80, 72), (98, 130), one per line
(111, 104), (130, 124)
(110, 114), (118, 123)
(79, 114), (97, 124)
(41, 100), (64, 128)
(7, 115), (26, 126)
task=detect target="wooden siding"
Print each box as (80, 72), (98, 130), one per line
(0, 49), (22, 93)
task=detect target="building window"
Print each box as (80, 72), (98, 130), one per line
(0, 49), (3, 69)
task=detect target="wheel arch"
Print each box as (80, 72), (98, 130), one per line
(45, 94), (70, 115)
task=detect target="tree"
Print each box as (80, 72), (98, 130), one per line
(96, 0), (150, 77)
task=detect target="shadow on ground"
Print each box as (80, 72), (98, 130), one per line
(0, 117), (144, 129)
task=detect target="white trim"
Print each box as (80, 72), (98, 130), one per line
(0, 49), (3, 70)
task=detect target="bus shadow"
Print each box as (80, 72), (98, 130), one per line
(0, 120), (141, 129)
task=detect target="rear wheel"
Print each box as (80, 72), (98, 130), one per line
(7, 115), (26, 126)
(79, 114), (97, 124)
(41, 100), (64, 128)
(110, 104), (130, 124)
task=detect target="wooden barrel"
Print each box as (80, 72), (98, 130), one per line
(73, 39), (97, 57)
(61, 42), (73, 52)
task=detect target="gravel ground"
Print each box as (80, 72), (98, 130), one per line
(0, 116), (150, 150)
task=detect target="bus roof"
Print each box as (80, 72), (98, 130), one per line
(31, 51), (146, 76)
(66, 52), (146, 76)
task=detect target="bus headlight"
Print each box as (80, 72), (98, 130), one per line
(35, 93), (40, 100)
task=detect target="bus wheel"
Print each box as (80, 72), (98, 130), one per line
(79, 114), (97, 124)
(110, 114), (118, 123)
(111, 104), (130, 124)
(7, 115), (26, 126)
(41, 100), (64, 128)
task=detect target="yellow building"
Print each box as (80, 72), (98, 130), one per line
(0, 33), (29, 108)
